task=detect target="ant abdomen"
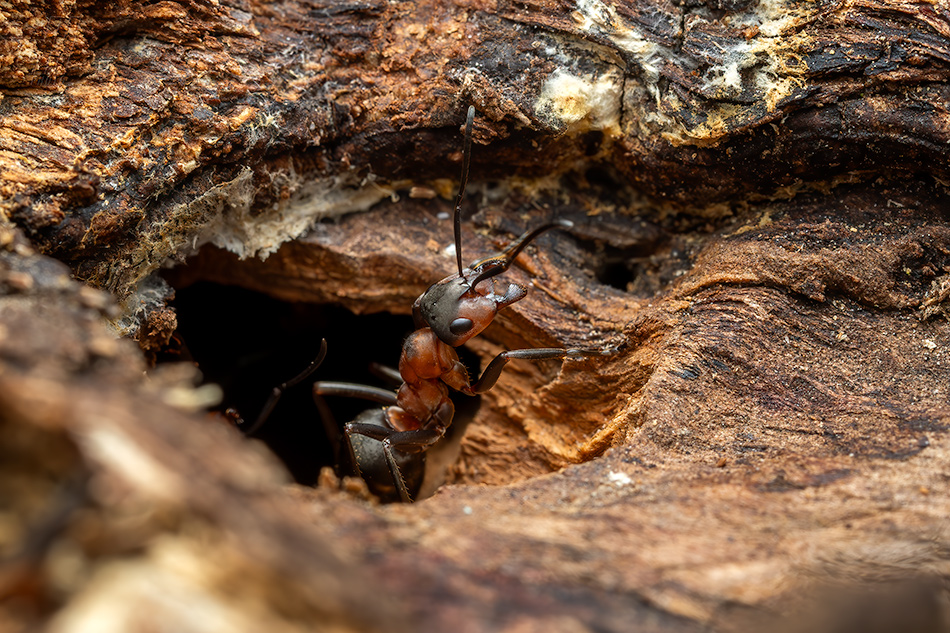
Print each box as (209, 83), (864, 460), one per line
(345, 410), (425, 502)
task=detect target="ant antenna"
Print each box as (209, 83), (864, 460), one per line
(454, 105), (475, 278)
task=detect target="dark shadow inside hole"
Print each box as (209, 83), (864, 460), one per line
(159, 281), (480, 494)
(596, 258), (637, 291)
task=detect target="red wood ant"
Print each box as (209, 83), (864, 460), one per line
(311, 106), (604, 502)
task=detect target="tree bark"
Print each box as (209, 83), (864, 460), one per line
(2, 1), (950, 632)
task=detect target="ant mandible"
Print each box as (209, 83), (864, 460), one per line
(312, 106), (601, 502)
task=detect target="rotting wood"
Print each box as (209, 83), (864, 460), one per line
(2, 1), (950, 632)
(1, 0), (948, 302)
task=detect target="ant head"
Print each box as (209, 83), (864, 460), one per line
(415, 216), (570, 346)
(413, 272), (527, 346)
(414, 105), (569, 346)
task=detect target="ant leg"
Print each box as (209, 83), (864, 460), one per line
(311, 390), (341, 448)
(368, 363), (403, 387)
(383, 429), (444, 502)
(313, 381), (398, 451)
(345, 424), (444, 503)
(469, 347), (599, 394)
(342, 423), (440, 502)
(244, 339), (327, 436)
(312, 382), (398, 405)
(341, 420), (390, 496)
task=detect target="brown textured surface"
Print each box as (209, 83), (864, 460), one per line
(1, 0), (948, 295)
(3, 1), (950, 632)
(0, 223), (409, 632)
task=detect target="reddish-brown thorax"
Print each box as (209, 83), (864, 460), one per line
(386, 328), (475, 432)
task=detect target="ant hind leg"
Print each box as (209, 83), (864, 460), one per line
(369, 363), (403, 387)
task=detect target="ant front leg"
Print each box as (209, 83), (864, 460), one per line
(466, 347), (602, 394)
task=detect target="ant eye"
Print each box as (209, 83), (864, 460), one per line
(449, 318), (473, 335)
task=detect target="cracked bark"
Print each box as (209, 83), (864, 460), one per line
(2, 1), (950, 632)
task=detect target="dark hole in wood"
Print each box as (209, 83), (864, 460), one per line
(159, 280), (480, 491)
(595, 257), (637, 291)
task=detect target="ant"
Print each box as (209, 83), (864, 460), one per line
(305, 106), (605, 502)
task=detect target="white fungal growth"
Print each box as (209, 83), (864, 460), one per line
(566, 0), (814, 142)
(702, 42), (757, 95)
(700, 0), (814, 110)
(574, 0), (666, 81)
(195, 165), (394, 260)
(734, 0), (812, 37)
(534, 67), (623, 134)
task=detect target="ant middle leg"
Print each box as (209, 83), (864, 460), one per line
(311, 380), (399, 468)
(313, 382), (433, 502)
